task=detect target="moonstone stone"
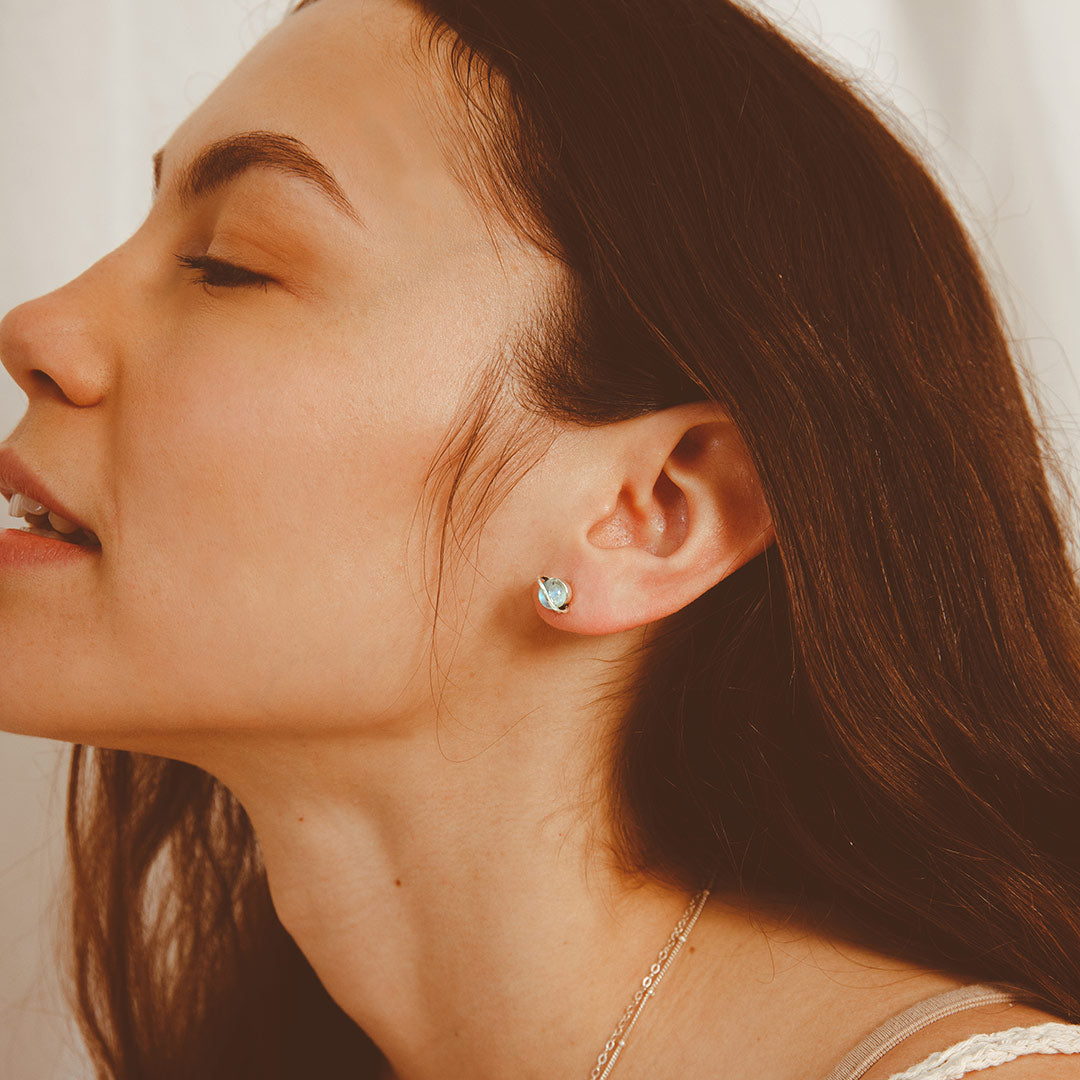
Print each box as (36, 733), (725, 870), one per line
(538, 577), (570, 610)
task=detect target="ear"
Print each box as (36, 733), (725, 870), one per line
(532, 400), (775, 635)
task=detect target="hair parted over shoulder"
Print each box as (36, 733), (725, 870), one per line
(67, 0), (1080, 1076)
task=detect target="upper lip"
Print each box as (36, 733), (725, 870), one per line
(0, 446), (96, 537)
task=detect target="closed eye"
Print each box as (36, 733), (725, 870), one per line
(174, 253), (273, 291)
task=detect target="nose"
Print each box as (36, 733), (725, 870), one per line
(0, 252), (120, 408)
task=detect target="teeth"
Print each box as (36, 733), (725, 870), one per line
(7, 490), (99, 546)
(47, 510), (80, 534)
(8, 493), (49, 517)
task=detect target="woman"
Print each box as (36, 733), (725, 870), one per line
(0, 0), (1078, 1076)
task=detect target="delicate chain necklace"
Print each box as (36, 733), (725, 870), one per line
(588, 883), (713, 1080)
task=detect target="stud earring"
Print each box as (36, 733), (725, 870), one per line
(537, 576), (573, 613)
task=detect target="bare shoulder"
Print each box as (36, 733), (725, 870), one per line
(862, 1002), (1080, 1079)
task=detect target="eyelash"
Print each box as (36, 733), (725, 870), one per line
(174, 253), (272, 291)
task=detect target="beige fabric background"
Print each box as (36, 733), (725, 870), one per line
(1, 1), (1077, 1076)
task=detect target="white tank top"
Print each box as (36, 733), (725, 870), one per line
(822, 982), (1080, 1080)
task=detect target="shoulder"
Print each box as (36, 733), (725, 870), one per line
(862, 1003), (1080, 1079)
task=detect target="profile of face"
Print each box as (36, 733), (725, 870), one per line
(0, 0), (771, 762)
(0, 0), (544, 749)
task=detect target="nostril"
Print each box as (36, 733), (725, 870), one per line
(29, 369), (65, 398)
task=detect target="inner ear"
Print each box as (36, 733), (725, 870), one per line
(670, 422), (715, 466)
(651, 469), (687, 556)
(586, 468), (688, 557)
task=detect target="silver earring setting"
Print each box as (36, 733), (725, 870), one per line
(537, 576), (573, 613)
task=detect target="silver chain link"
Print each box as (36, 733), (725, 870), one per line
(587, 884), (712, 1080)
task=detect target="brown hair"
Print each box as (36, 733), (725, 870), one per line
(65, 0), (1080, 1075)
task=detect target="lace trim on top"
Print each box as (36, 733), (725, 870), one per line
(824, 984), (1019, 1080)
(886, 1021), (1080, 1079)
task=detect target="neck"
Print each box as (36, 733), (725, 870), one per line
(193, 704), (955, 1080)
(207, 702), (717, 1080)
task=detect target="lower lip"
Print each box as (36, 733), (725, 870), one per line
(0, 528), (101, 568)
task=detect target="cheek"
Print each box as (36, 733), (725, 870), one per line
(98, 330), (449, 736)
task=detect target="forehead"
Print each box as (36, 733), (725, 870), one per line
(159, 0), (482, 248)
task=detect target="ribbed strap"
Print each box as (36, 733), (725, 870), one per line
(887, 1021), (1080, 1079)
(822, 983), (1019, 1080)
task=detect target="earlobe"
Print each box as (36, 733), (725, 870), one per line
(532, 401), (774, 637)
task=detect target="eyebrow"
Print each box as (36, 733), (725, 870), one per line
(152, 130), (362, 226)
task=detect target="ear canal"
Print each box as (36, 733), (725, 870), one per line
(537, 576), (573, 613)
(649, 468), (688, 557)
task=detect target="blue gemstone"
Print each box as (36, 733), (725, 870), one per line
(538, 577), (569, 610)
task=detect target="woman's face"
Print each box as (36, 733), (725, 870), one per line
(0, 0), (558, 750)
